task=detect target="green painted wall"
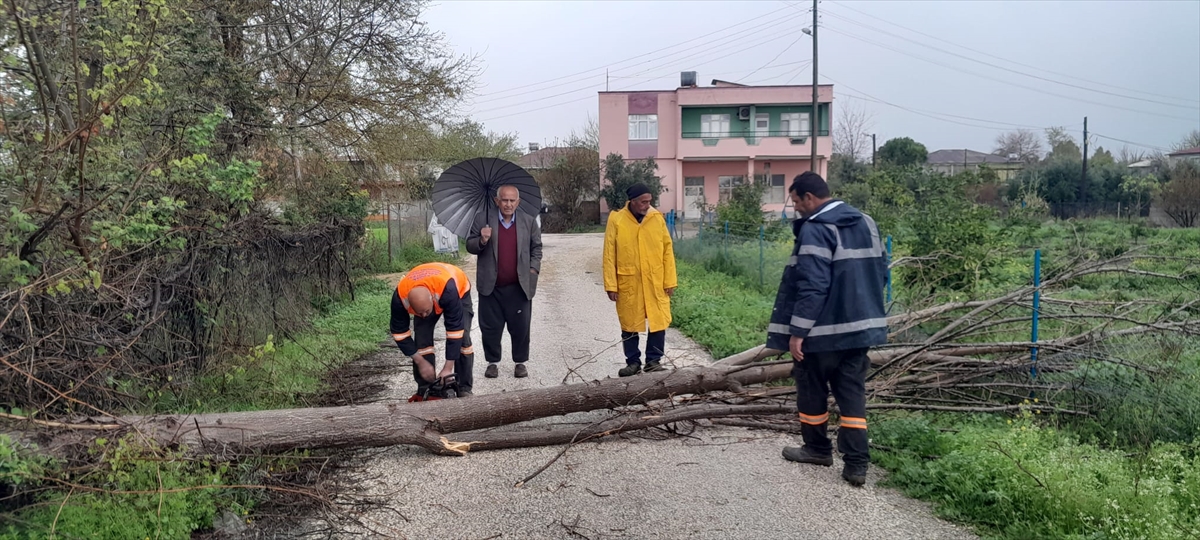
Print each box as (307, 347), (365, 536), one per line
(681, 104), (830, 138)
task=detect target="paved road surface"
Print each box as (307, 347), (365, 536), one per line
(297, 233), (974, 539)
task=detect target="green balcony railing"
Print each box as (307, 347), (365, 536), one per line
(681, 129), (830, 139)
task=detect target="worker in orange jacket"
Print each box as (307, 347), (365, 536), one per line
(391, 262), (476, 400)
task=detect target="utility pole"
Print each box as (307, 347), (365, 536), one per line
(1079, 116), (1088, 204)
(810, 0), (819, 175)
(871, 133), (877, 169)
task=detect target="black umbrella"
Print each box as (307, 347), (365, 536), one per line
(431, 157), (542, 238)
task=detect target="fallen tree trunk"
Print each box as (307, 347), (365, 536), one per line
(79, 362), (794, 456)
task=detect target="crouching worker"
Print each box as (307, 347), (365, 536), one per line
(390, 262), (476, 400)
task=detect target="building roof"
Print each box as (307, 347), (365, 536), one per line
(927, 149), (1020, 166)
(1167, 146), (1200, 157)
(517, 146), (584, 170)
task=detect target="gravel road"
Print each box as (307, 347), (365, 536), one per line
(295, 233), (975, 540)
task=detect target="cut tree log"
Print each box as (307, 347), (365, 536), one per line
(79, 361), (795, 456)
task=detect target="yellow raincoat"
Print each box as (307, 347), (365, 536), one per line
(603, 205), (678, 333)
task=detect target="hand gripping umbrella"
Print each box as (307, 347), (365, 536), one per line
(430, 157), (542, 239)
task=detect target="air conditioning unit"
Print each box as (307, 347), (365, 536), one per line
(738, 107), (751, 120)
(789, 137), (808, 145)
(680, 71), (697, 87)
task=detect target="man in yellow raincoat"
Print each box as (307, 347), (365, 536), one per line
(603, 183), (678, 377)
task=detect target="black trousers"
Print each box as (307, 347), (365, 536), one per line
(412, 291), (475, 393)
(621, 330), (665, 365)
(793, 347), (870, 468)
(479, 283), (531, 364)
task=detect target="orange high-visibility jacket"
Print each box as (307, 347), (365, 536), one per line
(390, 263), (471, 360)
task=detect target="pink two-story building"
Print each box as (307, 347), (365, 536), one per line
(598, 72), (833, 219)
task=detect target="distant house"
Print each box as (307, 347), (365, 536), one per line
(597, 72), (833, 219)
(1167, 146), (1200, 167)
(926, 149), (1024, 181)
(517, 145), (580, 171)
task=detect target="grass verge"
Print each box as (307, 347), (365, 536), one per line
(668, 219), (1200, 539)
(0, 237), (457, 538)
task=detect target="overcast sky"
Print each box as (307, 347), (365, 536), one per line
(424, 1), (1200, 156)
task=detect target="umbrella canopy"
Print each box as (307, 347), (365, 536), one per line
(431, 158), (542, 238)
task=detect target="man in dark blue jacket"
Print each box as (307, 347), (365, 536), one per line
(767, 172), (887, 487)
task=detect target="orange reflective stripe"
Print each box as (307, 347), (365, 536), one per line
(417, 347), (435, 356)
(461, 346), (474, 355)
(446, 330), (465, 339)
(392, 332), (411, 341)
(798, 412), (829, 425)
(839, 416), (868, 429)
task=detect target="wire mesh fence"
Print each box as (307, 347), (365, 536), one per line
(670, 216), (795, 292)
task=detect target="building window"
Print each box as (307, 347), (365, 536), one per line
(755, 113), (770, 138)
(756, 174), (787, 204)
(701, 114), (731, 138)
(718, 175), (743, 202)
(780, 112), (810, 137)
(628, 115), (658, 140)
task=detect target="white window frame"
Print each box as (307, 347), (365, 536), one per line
(701, 114), (731, 138)
(718, 175), (744, 203)
(754, 113), (770, 138)
(780, 112), (810, 137)
(628, 114), (658, 140)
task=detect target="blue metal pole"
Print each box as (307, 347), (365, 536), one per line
(1031, 249), (1041, 380)
(885, 235), (893, 304)
(759, 224), (765, 287)
(724, 221), (729, 257)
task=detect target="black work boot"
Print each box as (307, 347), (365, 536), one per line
(842, 464), (868, 487)
(514, 364), (528, 378)
(618, 364), (641, 377)
(643, 361), (666, 373)
(782, 446), (834, 466)
(484, 364), (499, 378)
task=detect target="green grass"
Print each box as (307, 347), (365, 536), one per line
(0, 234), (459, 538)
(667, 217), (1200, 539)
(671, 261), (773, 359)
(873, 413), (1200, 540)
(157, 278), (397, 413)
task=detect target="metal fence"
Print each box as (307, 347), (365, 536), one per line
(365, 201), (455, 266)
(669, 215), (797, 292)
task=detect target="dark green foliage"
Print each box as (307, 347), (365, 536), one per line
(599, 154), (665, 211)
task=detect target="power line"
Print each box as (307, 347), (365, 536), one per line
(738, 33), (808, 83)
(826, 0), (1200, 106)
(819, 7), (1198, 111)
(1091, 133), (1170, 153)
(821, 24), (1198, 123)
(824, 73), (1066, 132)
(468, 4), (806, 102)
(475, 30), (802, 119)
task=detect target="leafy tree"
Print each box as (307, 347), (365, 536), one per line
(711, 182), (769, 238)
(1045, 126), (1082, 162)
(537, 148), (600, 232)
(827, 153), (870, 188)
(1119, 174), (1161, 215)
(1090, 146), (1116, 167)
(599, 154), (664, 211)
(877, 137), (928, 168)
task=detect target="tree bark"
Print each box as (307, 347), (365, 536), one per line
(91, 362), (794, 456)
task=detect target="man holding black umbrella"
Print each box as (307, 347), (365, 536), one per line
(466, 184), (543, 379)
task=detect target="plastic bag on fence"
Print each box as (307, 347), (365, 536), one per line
(428, 215), (459, 254)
